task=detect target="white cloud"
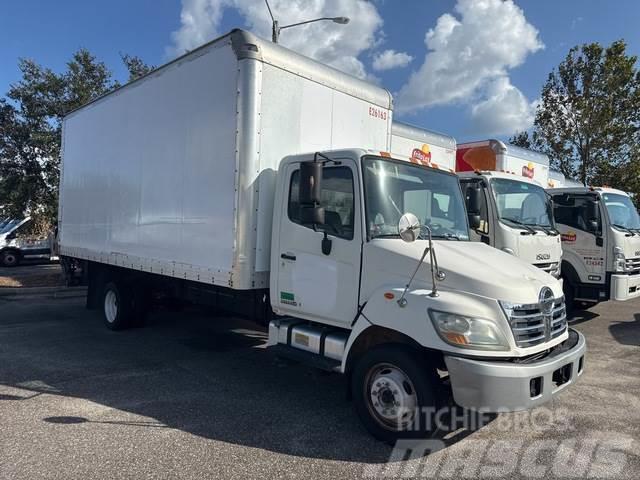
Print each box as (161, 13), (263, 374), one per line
(372, 49), (413, 71)
(396, 0), (542, 135)
(167, 0), (383, 79)
(469, 76), (538, 136)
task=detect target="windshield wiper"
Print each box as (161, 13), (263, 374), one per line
(372, 233), (400, 239)
(612, 224), (636, 236)
(501, 217), (535, 235)
(528, 223), (559, 236)
(430, 233), (461, 241)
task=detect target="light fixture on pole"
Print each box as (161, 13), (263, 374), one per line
(264, 0), (350, 43)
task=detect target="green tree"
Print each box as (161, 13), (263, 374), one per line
(121, 53), (155, 82)
(0, 50), (152, 225)
(509, 130), (532, 149)
(531, 40), (640, 187)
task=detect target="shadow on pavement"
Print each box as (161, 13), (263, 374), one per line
(0, 301), (490, 463)
(609, 313), (640, 347)
(568, 308), (599, 325)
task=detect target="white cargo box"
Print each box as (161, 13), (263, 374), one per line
(390, 121), (456, 171)
(59, 29), (393, 290)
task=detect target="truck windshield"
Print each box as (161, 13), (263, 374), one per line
(603, 193), (640, 230)
(362, 157), (469, 240)
(490, 178), (552, 228)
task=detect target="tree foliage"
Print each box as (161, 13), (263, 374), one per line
(513, 40), (640, 190)
(0, 50), (153, 224)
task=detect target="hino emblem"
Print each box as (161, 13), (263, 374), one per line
(539, 287), (554, 341)
(536, 253), (551, 261)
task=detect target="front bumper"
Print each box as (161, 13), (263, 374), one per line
(610, 274), (640, 301)
(444, 329), (586, 412)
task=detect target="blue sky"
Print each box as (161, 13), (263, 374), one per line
(2, 0), (639, 142)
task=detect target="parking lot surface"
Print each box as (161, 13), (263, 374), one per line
(1, 291), (639, 479)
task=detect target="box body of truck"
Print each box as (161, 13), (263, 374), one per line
(457, 140), (550, 185)
(58, 29), (392, 292)
(390, 121), (456, 170)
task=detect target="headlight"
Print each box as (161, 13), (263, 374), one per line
(429, 310), (509, 351)
(501, 247), (515, 255)
(614, 246), (626, 273)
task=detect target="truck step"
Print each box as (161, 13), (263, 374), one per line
(267, 318), (349, 370)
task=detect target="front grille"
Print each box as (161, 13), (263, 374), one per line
(534, 261), (560, 277)
(625, 256), (640, 274)
(507, 296), (567, 348)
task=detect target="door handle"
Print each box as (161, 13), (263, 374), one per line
(281, 253), (296, 261)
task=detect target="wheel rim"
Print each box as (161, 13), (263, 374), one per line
(104, 290), (118, 323)
(3, 253), (16, 266)
(365, 363), (418, 431)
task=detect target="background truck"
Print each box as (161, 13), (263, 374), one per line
(455, 140), (562, 278)
(58, 29), (585, 441)
(549, 186), (640, 309)
(0, 217), (53, 267)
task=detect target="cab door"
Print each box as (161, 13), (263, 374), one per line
(274, 159), (362, 327)
(553, 193), (606, 284)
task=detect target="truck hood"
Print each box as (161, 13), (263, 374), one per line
(612, 229), (640, 259)
(513, 231), (562, 264)
(365, 239), (563, 305)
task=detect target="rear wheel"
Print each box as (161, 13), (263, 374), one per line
(102, 281), (135, 330)
(352, 345), (440, 443)
(0, 249), (20, 267)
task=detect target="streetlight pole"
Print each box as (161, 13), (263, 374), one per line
(264, 0), (349, 44)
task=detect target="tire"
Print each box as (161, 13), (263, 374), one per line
(102, 281), (135, 330)
(0, 249), (20, 267)
(562, 275), (575, 317)
(351, 344), (440, 443)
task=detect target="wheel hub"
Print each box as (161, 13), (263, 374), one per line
(368, 365), (417, 429)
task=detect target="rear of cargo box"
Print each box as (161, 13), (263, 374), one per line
(58, 30), (392, 291)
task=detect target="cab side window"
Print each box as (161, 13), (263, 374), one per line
(288, 166), (355, 240)
(552, 194), (598, 233)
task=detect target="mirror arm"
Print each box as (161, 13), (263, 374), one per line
(397, 226), (443, 307)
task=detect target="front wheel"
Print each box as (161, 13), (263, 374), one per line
(0, 249), (20, 267)
(351, 345), (441, 443)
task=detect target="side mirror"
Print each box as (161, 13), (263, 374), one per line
(5, 232), (16, 240)
(468, 214), (481, 230)
(586, 199), (599, 233)
(299, 161), (325, 225)
(466, 185), (482, 230)
(398, 213), (421, 243)
(467, 185), (482, 214)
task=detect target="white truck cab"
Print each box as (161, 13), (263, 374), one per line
(456, 140), (562, 278)
(270, 148), (585, 439)
(0, 217), (53, 267)
(549, 186), (640, 308)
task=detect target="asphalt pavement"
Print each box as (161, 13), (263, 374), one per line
(0, 290), (639, 479)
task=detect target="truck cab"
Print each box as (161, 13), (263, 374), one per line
(549, 186), (640, 307)
(268, 148), (585, 440)
(456, 140), (562, 278)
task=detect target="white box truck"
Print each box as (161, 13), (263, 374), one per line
(548, 185), (640, 309)
(58, 30), (585, 441)
(455, 140), (562, 278)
